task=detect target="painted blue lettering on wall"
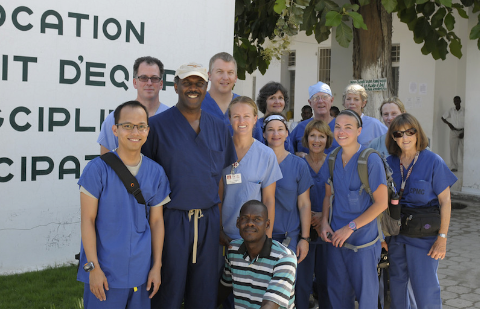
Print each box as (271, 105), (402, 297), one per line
(0, 155), (97, 182)
(59, 57), (129, 90)
(0, 5), (145, 44)
(0, 107), (113, 132)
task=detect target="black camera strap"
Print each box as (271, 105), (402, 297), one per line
(100, 152), (146, 205)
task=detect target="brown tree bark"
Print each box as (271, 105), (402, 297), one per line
(352, 0), (393, 118)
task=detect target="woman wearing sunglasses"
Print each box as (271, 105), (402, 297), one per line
(385, 113), (457, 309)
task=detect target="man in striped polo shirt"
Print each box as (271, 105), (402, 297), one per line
(218, 200), (297, 309)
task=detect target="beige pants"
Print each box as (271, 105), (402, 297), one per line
(449, 129), (464, 169)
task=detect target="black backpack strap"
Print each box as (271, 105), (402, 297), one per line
(100, 152), (146, 205)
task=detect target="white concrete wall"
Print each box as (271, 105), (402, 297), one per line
(463, 9), (480, 195)
(236, 12), (480, 196)
(0, 0), (235, 274)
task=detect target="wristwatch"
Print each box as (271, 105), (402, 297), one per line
(300, 236), (311, 243)
(83, 261), (95, 272)
(438, 233), (447, 239)
(348, 221), (357, 232)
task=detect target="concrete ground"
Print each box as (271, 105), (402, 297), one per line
(439, 195), (480, 308)
(309, 194), (480, 309)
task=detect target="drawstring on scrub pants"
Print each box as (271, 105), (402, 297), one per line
(188, 209), (204, 263)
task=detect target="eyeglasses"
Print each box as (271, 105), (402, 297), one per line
(116, 123), (149, 132)
(136, 75), (162, 83)
(311, 94), (331, 102)
(392, 128), (417, 138)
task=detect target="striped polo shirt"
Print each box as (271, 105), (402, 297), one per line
(220, 237), (297, 309)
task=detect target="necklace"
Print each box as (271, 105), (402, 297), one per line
(343, 144), (361, 165)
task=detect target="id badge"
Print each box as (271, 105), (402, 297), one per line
(226, 173), (242, 185)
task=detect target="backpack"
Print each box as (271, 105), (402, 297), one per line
(327, 147), (401, 252)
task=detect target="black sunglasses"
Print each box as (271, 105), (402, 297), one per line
(392, 128), (417, 138)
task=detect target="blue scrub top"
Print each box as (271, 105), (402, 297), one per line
(273, 154), (313, 237)
(290, 118), (338, 155)
(358, 115), (387, 148)
(77, 154), (171, 288)
(97, 104), (169, 151)
(303, 157), (327, 213)
(387, 150), (457, 208)
(319, 145), (387, 246)
(201, 92), (239, 136)
(142, 106), (237, 211)
(368, 134), (389, 158)
(387, 149), (457, 249)
(222, 140), (283, 240)
(253, 117), (295, 154)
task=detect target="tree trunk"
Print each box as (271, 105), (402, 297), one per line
(352, 0), (393, 119)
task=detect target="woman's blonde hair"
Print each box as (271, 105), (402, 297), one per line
(342, 84), (368, 110)
(228, 96), (258, 118)
(379, 97), (406, 117)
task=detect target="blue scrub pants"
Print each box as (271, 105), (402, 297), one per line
(296, 241), (332, 309)
(83, 283), (150, 309)
(272, 232), (299, 253)
(151, 206), (220, 309)
(327, 242), (381, 309)
(389, 236), (441, 309)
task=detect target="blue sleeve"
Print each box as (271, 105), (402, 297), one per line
(97, 112), (118, 150)
(368, 136), (380, 150)
(253, 119), (264, 141)
(290, 125), (301, 153)
(432, 154), (458, 195)
(148, 163), (172, 207)
(78, 159), (104, 199)
(297, 159), (314, 195)
(261, 150), (283, 188)
(367, 153), (387, 194)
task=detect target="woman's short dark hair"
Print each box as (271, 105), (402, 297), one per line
(256, 82), (289, 114)
(302, 120), (333, 149)
(386, 113), (428, 157)
(337, 109), (363, 128)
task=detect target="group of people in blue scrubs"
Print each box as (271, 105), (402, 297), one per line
(81, 48), (456, 308)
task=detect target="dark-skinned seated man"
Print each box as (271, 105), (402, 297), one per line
(217, 200), (297, 309)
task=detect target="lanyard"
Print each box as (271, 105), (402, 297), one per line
(399, 151), (419, 198)
(230, 161), (239, 174)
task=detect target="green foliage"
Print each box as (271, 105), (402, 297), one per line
(382, 0), (399, 13)
(234, 0), (480, 78)
(0, 264), (84, 309)
(336, 22), (354, 47)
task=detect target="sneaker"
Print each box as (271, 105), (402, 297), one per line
(451, 168), (458, 172)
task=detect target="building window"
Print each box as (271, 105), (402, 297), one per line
(288, 51), (296, 67)
(289, 70), (295, 114)
(391, 44), (400, 96)
(391, 44), (400, 63)
(318, 48), (331, 85)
